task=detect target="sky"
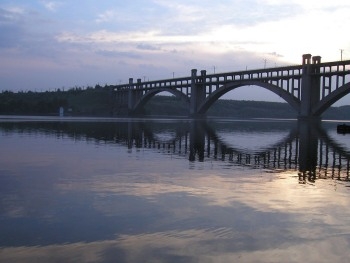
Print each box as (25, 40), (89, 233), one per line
(1, 0), (350, 103)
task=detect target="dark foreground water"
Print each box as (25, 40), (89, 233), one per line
(1, 117), (350, 263)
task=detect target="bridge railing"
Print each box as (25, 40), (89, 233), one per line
(114, 65), (304, 90)
(200, 65), (303, 98)
(114, 59), (350, 90)
(312, 60), (350, 75)
(313, 60), (350, 98)
(114, 76), (192, 91)
(201, 65), (302, 83)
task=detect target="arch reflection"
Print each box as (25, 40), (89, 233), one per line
(0, 118), (349, 184)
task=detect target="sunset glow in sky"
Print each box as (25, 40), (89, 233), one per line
(1, 0), (350, 102)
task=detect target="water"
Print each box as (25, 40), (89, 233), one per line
(1, 117), (350, 263)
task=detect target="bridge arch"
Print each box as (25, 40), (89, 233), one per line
(197, 80), (301, 115)
(133, 88), (190, 113)
(312, 83), (350, 116)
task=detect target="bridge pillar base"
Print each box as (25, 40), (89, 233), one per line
(189, 113), (207, 119)
(297, 115), (322, 122)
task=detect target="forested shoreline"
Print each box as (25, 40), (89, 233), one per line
(1, 87), (350, 120)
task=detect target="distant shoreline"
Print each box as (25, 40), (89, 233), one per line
(1, 89), (349, 120)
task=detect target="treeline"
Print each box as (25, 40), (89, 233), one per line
(0, 85), (114, 116)
(1, 87), (350, 119)
(143, 96), (350, 120)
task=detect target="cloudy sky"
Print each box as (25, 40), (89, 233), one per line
(1, 0), (350, 101)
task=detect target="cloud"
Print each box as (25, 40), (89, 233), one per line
(136, 43), (161, 51)
(268, 51), (284, 58)
(155, 0), (301, 30)
(40, 1), (62, 12)
(0, 7), (58, 53)
(95, 10), (118, 23)
(0, 8), (25, 48)
(95, 49), (142, 59)
(55, 30), (162, 44)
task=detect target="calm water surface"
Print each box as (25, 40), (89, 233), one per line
(1, 117), (350, 263)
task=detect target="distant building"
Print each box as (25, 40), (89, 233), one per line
(59, 107), (64, 117)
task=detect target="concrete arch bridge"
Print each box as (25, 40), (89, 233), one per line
(114, 54), (350, 119)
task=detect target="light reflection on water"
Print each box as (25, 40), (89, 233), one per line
(0, 117), (350, 262)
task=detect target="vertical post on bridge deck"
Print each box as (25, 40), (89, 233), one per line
(136, 78), (143, 101)
(190, 69), (197, 116)
(128, 78), (136, 115)
(299, 54), (322, 120)
(190, 69), (207, 118)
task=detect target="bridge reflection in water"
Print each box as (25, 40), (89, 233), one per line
(1, 119), (349, 184)
(118, 120), (350, 185)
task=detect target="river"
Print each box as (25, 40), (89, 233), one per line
(0, 117), (350, 263)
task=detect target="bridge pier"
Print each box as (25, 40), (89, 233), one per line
(299, 54), (322, 120)
(190, 69), (207, 118)
(128, 78), (144, 116)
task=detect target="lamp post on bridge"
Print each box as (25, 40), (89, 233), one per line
(340, 49), (344, 61)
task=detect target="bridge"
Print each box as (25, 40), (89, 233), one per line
(114, 54), (350, 119)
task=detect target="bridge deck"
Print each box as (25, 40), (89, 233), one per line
(114, 60), (350, 91)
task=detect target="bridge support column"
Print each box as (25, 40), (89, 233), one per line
(128, 78), (143, 115)
(190, 69), (207, 118)
(299, 54), (322, 120)
(128, 78), (135, 115)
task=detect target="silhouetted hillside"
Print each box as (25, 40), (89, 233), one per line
(143, 96), (350, 120)
(0, 89), (349, 120)
(0, 86), (113, 116)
